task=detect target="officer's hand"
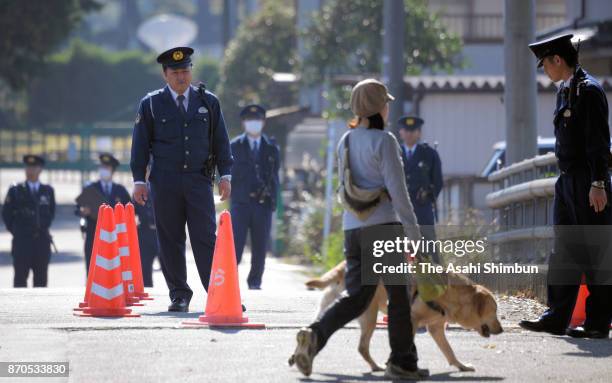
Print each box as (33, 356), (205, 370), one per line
(133, 184), (148, 206)
(589, 187), (608, 213)
(79, 206), (91, 216)
(219, 179), (231, 201)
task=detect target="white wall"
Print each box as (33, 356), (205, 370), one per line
(418, 90), (611, 177)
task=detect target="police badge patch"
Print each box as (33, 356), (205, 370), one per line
(198, 106), (208, 114)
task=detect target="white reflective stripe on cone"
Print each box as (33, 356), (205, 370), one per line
(95, 255), (121, 271)
(122, 271), (133, 281)
(115, 223), (127, 233)
(118, 246), (130, 257)
(91, 282), (124, 300)
(99, 229), (117, 243)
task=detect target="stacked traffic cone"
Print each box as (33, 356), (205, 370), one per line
(74, 204), (106, 311)
(76, 205), (139, 317)
(125, 203), (153, 300)
(114, 203), (143, 306)
(183, 211), (264, 328)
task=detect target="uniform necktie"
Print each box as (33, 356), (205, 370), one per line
(406, 147), (413, 161)
(252, 140), (259, 158)
(104, 183), (111, 198)
(177, 94), (187, 116)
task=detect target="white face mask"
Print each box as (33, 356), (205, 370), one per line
(244, 120), (263, 136)
(99, 167), (112, 181)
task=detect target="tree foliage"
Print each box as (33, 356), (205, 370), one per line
(303, 0), (463, 81)
(25, 40), (221, 126)
(218, 0), (298, 134)
(0, 0), (100, 89)
(27, 40), (160, 126)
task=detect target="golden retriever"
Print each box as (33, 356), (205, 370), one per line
(303, 260), (503, 372)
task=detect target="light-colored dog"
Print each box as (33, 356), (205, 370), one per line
(305, 260), (503, 372)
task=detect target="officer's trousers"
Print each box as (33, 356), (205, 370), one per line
(231, 199), (273, 288)
(543, 171), (612, 331)
(309, 223), (419, 370)
(138, 228), (158, 287)
(12, 235), (51, 287)
(150, 170), (216, 300)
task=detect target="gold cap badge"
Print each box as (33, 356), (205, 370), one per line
(406, 118), (414, 126)
(172, 51), (184, 61)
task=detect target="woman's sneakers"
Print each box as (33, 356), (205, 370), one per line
(288, 328), (318, 376)
(385, 362), (430, 380)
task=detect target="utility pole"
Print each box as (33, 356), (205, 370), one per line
(382, 0), (405, 132)
(504, 0), (537, 165)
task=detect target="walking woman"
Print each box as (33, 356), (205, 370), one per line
(289, 79), (428, 380)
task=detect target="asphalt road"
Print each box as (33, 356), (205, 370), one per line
(0, 219), (610, 382)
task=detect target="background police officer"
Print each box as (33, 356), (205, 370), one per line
(397, 116), (443, 264)
(2, 155), (56, 287)
(520, 34), (612, 339)
(134, 162), (160, 287)
(230, 105), (280, 289)
(76, 153), (131, 273)
(131, 46), (233, 312)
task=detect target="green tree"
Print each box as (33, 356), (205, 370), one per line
(0, 0), (100, 89)
(304, 0), (462, 82)
(193, 56), (221, 93)
(218, 0), (298, 134)
(27, 40), (161, 126)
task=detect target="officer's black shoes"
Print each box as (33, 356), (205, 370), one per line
(288, 328), (318, 377)
(248, 285), (262, 290)
(566, 326), (610, 339)
(168, 297), (190, 312)
(384, 363), (430, 380)
(518, 319), (566, 335)
(242, 304), (247, 312)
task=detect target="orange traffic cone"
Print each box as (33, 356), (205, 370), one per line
(114, 203), (143, 306)
(76, 206), (139, 317)
(377, 315), (388, 327)
(125, 203), (153, 300)
(570, 275), (589, 328)
(183, 211), (264, 328)
(74, 204), (106, 311)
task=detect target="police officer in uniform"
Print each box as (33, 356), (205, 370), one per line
(76, 153), (131, 273)
(131, 46), (233, 312)
(230, 105), (280, 289)
(397, 116), (443, 264)
(520, 34), (612, 338)
(134, 163), (160, 287)
(2, 155), (56, 287)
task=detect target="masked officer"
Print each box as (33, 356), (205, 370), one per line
(397, 116), (443, 264)
(76, 153), (131, 273)
(2, 155), (56, 287)
(230, 105), (280, 289)
(130, 46), (233, 312)
(520, 34), (612, 338)
(134, 163), (160, 287)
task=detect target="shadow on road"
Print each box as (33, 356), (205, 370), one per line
(302, 372), (504, 382)
(562, 337), (612, 358)
(141, 311), (202, 319)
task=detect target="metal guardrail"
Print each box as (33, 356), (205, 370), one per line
(0, 126), (133, 172)
(485, 153), (559, 263)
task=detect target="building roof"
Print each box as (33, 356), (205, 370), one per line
(333, 74), (612, 92)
